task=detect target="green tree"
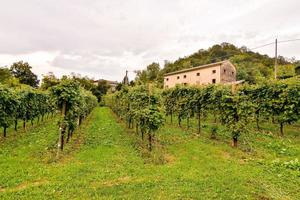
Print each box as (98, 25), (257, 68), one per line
(277, 64), (295, 79)
(135, 62), (162, 86)
(135, 70), (148, 84)
(70, 73), (95, 91)
(10, 61), (39, 87)
(0, 67), (13, 83)
(41, 72), (60, 90)
(92, 80), (111, 102)
(147, 62), (160, 81)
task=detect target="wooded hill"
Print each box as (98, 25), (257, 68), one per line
(135, 43), (299, 86)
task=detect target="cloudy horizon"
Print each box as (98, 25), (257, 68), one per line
(0, 0), (299, 82)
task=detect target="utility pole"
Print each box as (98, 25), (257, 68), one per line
(274, 38), (278, 80)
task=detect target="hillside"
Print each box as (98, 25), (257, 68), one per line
(135, 43), (299, 86)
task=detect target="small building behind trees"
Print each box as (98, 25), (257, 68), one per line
(93, 79), (118, 92)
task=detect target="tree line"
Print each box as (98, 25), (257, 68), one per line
(1, 61), (112, 103)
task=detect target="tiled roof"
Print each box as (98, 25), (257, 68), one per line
(164, 60), (231, 76)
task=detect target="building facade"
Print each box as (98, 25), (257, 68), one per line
(164, 60), (236, 88)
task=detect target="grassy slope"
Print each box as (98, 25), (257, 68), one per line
(0, 107), (299, 200)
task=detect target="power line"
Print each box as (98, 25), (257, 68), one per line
(249, 42), (274, 50)
(208, 38), (300, 61)
(278, 38), (300, 44)
(195, 42), (278, 62)
(241, 38), (300, 51)
(202, 42), (275, 61)
(133, 38), (300, 72)
(248, 38), (300, 50)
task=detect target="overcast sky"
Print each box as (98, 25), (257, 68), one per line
(0, 0), (299, 81)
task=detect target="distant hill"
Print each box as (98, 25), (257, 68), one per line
(135, 43), (299, 86)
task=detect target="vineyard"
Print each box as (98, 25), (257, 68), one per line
(1, 0), (300, 197)
(0, 79), (97, 150)
(1, 77), (300, 199)
(105, 77), (300, 149)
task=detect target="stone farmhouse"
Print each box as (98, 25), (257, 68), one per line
(163, 60), (237, 88)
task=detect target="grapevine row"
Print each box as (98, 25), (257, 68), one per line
(162, 77), (300, 146)
(50, 79), (98, 150)
(104, 85), (164, 151)
(105, 77), (300, 148)
(0, 85), (56, 137)
(0, 79), (98, 151)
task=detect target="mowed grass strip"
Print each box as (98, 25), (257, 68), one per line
(0, 107), (299, 199)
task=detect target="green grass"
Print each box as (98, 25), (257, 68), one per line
(0, 107), (299, 199)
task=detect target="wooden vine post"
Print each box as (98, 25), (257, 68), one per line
(58, 101), (67, 153)
(148, 82), (152, 151)
(231, 84), (239, 148)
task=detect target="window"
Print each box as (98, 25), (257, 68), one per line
(196, 72), (200, 76)
(212, 70), (216, 74)
(177, 76), (180, 79)
(166, 78), (169, 81)
(183, 83), (187, 86)
(183, 75), (187, 78)
(212, 79), (216, 84)
(232, 72), (234, 75)
(224, 69), (226, 73)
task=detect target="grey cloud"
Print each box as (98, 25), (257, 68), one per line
(0, 0), (299, 81)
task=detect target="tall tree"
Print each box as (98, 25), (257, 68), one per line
(41, 72), (60, 90)
(277, 64), (296, 79)
(70, 73), (95, 91)
(92, 80), (111, 102)
(0, 67), (13, 83)
(10, 61), (39, 87)
(135, 62), (162, 86)
(147, 62), (160, 81)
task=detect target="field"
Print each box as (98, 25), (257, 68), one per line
(0, 107), (300, 200)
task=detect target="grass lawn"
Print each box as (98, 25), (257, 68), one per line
(0, 107), (299, 199)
